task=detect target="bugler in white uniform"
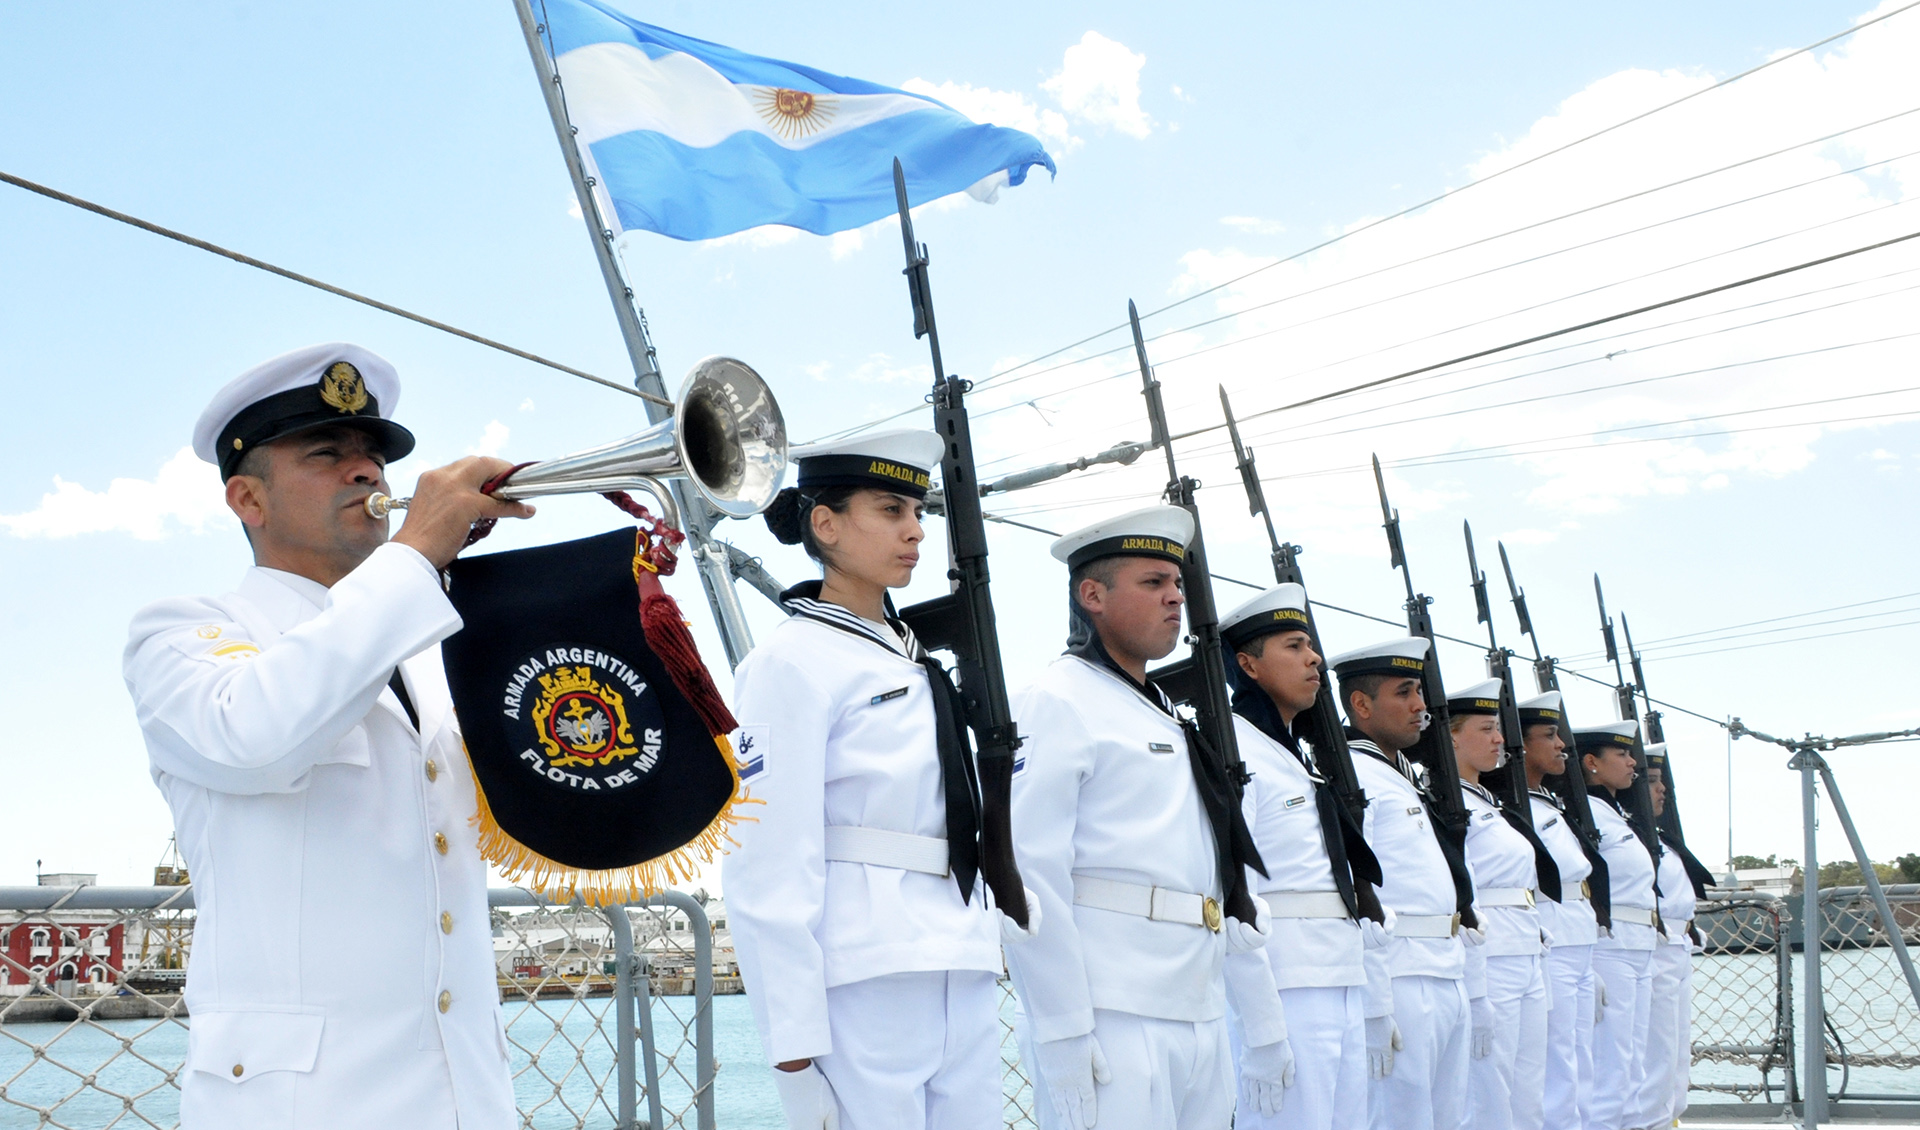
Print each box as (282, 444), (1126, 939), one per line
(1452, 680), (1548, 1130)
(722, 432), (1006, 1130)
(1219, 585), (1379, 1130)
(1577, 722), (1660, 1130)
(1523, 695), (1601, 1130)
(1009, 506), (1263, 1130)
(1330, 638), (1473, 1130)
(124, 345), (515, 1130)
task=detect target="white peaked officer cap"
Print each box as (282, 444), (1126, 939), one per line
(1517, 690), (1564, 725)
(1221, 583), (1312, 650)
(1446, 678), (1505, 717)
(1326, 636), (1430, 680)
(1572, 718), (1640, 753)
(789, 429), (943, 500)
(1049, 505), (1193, 570)
(194, 343), (412, 480)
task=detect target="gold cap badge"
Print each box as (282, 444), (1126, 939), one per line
(319, 361), (370, 414)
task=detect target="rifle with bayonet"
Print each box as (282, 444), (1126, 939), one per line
(887, 158), (1028, 927)
(1221, 389), (1385, 924)
(1465, 523), (1562, 901)
(1371, 456), (1477, 927)
(1131, 302), (1266, 925)
(1497, 542), (1611, 929)
(1595, 577), (1662, 859)
(1623, 616), (1715, 897)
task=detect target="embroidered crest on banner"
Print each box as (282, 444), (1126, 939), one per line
(501, 646), (666, 792)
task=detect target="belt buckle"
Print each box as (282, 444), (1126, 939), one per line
(1581, 879), (1592, 898)
(1448, 912), (1462, 937)
(1203, 897), (1223, 932)
(1523, 889), (1536, 908)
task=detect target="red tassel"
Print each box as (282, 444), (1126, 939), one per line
(636, 566), (738, 738)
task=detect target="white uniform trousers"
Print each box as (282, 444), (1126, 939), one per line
(1633, 944), (1692, 1129)
(1586, 947), (1653, 1130)
(1230, 985), (1367, 1130)
(1541, 944), (1596, 1130)
(814, 970), (1000, 1130)
(1369, 975), (1469, 1130)
(1029, 1010), (1233, 1130)
(1670, 950), (1693, 1124)
(1467, 954), (1548, 1130)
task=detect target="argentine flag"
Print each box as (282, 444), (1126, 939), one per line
(540, 0), (1057, 242)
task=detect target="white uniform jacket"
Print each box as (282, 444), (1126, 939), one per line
(1591, 800), (1660, 951)
(723, 613), (1000, 1063)
(123, 544), (514, 1130)
(1352, 744), (1465, 982)
(1528, 791), (1599, 947)
(1656, 843), (1698, 947)
(1461, 784), (1544, 958)
(1225, 716), (1366, 1046)
(1008, 655), (1226, 1044)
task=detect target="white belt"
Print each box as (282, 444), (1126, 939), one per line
(1261, 890), (1351, 919)
(1579, 879), (1592, 899)
(1612, 905), (1656, 927)
(1073, 875), (1222, 932)
(823, 826), (949, 877)
(1394, 912), (1462, 938)
(1478, 887), (1536, 909)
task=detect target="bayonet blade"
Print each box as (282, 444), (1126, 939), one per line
(1497, 541), (1535, 639)
(891, 158), (930, 340)
(1372, 455), (1406, 570)
(1595, 574), (1619, 665)
(1465, 521), (1492, 626)
(1220, 386), (1266, 518)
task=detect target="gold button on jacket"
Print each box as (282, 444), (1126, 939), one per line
(441, 911), (454, 934)
(232, 1064), (244, 1078)
(425, 759), (439, 782)
(434, 832), (448, 855)
(438, 990), (452, 1013)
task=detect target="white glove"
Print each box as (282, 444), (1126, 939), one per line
(1461, 925), (1488, 947)
(1239, 1037), (1295, 1115)
(1036, 1034), (1111, 1129)
(1225, 894), (1272, 954)
(1594, 977), (1608, 1025)
(1365, 1015), (1401, 1079)
(771, 1062), (840, 1130)
(1470, 994), (1495, 1060)
(1539, 924), (1555, 949)
(1360, 906), (1396, 950)
(1000, 886), (1044, 944)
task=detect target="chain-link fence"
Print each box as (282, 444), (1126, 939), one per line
(1811, 884), (1920, 1101)
(0, 886), (715, 1130)
(1691, 894), (1797, 1104)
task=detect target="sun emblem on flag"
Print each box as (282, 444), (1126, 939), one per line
(753, 87), (837, 139)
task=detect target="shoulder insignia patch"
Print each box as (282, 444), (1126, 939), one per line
(734, 724), (770, 783)
(207, 640), (261, 661)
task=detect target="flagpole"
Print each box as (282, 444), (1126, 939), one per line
(510, 0), (762, 669)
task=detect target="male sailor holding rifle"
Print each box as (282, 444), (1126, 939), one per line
(1219, 584), (1390, 1130)
(123, 344), (527, 1129)
(1329, 639), (1478, 1130)
(1008, 505), (1270, 1130)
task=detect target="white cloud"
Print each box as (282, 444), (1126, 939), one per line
(0, 447), (230, 540)
(1042, 31), (1152, 139)
(699, 224), (804, 250)
(518, 398), (536, 413)
(903, 78), (1075, 153)
(468, 421), (510, 458)
(1221, 215), (1287, 236)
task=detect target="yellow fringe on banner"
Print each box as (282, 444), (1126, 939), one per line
(467, 732), (764, 908)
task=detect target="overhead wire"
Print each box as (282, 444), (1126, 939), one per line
(1559, 590), (1920, 658)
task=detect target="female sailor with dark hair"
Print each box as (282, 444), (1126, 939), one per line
(1575, 721), (1661, 1130)
(722, 431), (1030, 1130)
(1447, 682), (1548, 1130)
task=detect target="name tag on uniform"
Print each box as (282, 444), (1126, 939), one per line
(1479, 810), (1498, 822)
(1284, 795), (1308, 809)
(1149, 742), (1176, 754)
(1406, 806), (1423, 817)
(870, 686), (910, 705)
(1542, 816), (1560, 831)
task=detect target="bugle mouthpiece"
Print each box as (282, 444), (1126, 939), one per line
(364, 493), (409, 519)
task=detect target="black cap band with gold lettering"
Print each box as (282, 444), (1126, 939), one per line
(1519, 705), (1564, 726)
(1447, 694), (1503, 717)
(1574, 729), (1638, 753)
(795, 454), (934, 499)
(1223, 607), (1313, 651)
(1065, 533), (1187, 570)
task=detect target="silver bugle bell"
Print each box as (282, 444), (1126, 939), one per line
(364, 356), (787, 531)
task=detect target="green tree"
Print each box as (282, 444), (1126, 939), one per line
(1895, 854), (1920, 884)
(1731, 854), (1778, 870)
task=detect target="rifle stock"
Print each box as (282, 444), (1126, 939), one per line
(888, 159), (1028, 927)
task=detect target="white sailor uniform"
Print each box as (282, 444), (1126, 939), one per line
(1009, 655), (1233, 1130)
(1460, 784), (1547, 1130)
(723, 602), (1003, 1130)
(124, 545), (515, 1130)
(1352, 743), (1471, 1130)
(1226, 716), (1370, 1130)
(1634, 841), (1698, 1130)
(1586, 799), (1659, 1130)
(1529, 789), (1599, 1130)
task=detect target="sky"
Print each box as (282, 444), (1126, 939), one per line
(3, 0), (1918, 890)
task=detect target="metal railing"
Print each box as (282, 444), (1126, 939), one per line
(0, 886), (715, 1130)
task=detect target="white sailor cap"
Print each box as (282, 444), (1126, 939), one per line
(194, 343), (412, 480)
(1573, 719), (1640, 752)
(1446, 678), (1505, 717)
(1221, 583), (1312, 650)
(1327, 636), (1430, 680)
(1517, 690), (1564, 725)
(1049, 505), (1193, 570)
(1643, 742), (1669, 768)
(790, 429), (943, 499)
